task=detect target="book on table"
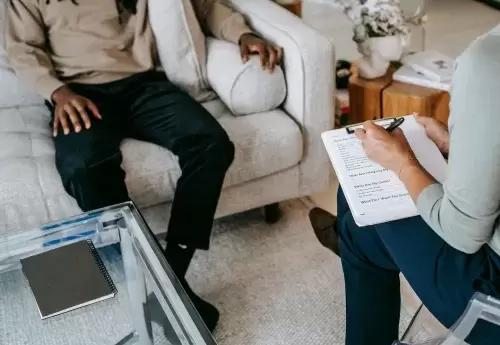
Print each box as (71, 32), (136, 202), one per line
(393, 65), (451, 92)
(402, 50), (455, 82)
(21, 239), (117, 319)
(321, 115), (448, 226)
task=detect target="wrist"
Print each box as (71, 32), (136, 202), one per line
(398, 158), (422, 181)
(442, 137), (450, 154)
(238, 32), (257, 45)
(51, 85), (70, 103)
(391, 150), (418, 176)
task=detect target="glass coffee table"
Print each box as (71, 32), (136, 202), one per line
(0, 202), (216, 345)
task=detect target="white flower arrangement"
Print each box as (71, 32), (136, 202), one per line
(334, 0), (410, 43)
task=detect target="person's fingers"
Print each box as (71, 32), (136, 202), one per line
(276, 46), (283, 63)
(267, 46), (278, 72)
(240, 44), (250, 63)
(71, 99), (91, 129)
(64, 103), (81, 133)
(53, 112), (60, 137)
(354, 128), (366, 140)
(415, 114), (432, 127)
(256, 43), (268, 69)
(392, 127), (406, 140)
(58, 109), (71, 135)
(86, 100), (102, 120)
(362, 120), (378, 131)
(363, 120), (382, 136)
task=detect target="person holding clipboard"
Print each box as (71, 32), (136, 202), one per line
(310, 27), (500, 345)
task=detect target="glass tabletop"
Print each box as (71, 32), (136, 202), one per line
(0, 202), (216, 345)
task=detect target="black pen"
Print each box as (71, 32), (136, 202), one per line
(385, 117), (405, 132)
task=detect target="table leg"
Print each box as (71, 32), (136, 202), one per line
(118, 218), (154, 345)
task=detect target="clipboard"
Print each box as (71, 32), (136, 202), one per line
(321, 114), (447, 226)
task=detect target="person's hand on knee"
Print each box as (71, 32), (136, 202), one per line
(51, 86), (102, 137)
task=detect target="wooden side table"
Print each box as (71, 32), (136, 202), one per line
(382, 82), (450, 125)
(348, 64), (395, 124)
(348, 63), (450, 125)
(275, 0), (302, 17)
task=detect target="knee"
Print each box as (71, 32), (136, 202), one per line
(336, 187), (350, 217)
(336, 213), (351, 247)
(57, 151), (123, 186)
(205, 130), (235, 169)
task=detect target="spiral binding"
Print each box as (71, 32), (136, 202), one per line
(86, 239), (117, 294)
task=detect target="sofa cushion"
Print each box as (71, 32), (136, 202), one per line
(0, 99), (303, 233)
(206, 38), (287, 116)
(123, 99), (303, 207)
(148, 0), (214, 102)
(0, 67), (45, 108)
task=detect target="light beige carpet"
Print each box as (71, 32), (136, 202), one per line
(184, 200), (411, 345)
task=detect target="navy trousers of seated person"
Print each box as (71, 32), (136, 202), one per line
(336, 188), (500, 345)
(48, 71), (234, 250)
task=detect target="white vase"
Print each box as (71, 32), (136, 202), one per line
(357, 35), (406, 79)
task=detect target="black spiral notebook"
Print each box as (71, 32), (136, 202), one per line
(21, 239), (117, 319)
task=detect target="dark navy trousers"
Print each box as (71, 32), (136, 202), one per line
(337, 188), (500, 345)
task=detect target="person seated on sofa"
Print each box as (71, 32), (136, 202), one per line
(309, 28), (500, 345)
(5, 0), (282, 332)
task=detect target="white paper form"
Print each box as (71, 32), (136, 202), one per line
(322, 115), (447, 226)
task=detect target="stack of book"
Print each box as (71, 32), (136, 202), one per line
(393, 51), (455, 92)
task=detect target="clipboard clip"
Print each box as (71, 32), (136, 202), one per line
(345, 117), (403, 134)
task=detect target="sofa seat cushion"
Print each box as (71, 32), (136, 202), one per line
(0, 99), (302, 233)
(123, 99), (303, 206)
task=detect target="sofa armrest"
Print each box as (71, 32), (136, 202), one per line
(227, 0), (335, 194)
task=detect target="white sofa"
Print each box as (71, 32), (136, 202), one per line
(0, 0), (335, 235)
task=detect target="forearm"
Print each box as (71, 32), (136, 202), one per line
(6, 0), (64, 100)
(194, 0), (252, 44)
(7, 46), (64, 100)
(397, 160), (486, 253)
(398, 160), (437, 203)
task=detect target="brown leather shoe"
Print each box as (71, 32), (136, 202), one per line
(309, 207), (340, 256)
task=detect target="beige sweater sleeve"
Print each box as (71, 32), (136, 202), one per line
(193, 0), (253, 44)
(5, 0), (64, 100)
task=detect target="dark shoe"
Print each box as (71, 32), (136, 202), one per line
(164, 243), (220, 333)
(182, 282), (220, 333)
(309, 207), (340, 256)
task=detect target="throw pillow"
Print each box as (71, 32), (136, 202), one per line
(148, 0), (215, 102)
(206, 38), (287, 116)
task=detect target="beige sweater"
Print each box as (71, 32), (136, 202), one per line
(5, 0), (252, 100)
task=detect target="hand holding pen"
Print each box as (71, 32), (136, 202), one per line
(354, 117), (415, 173)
